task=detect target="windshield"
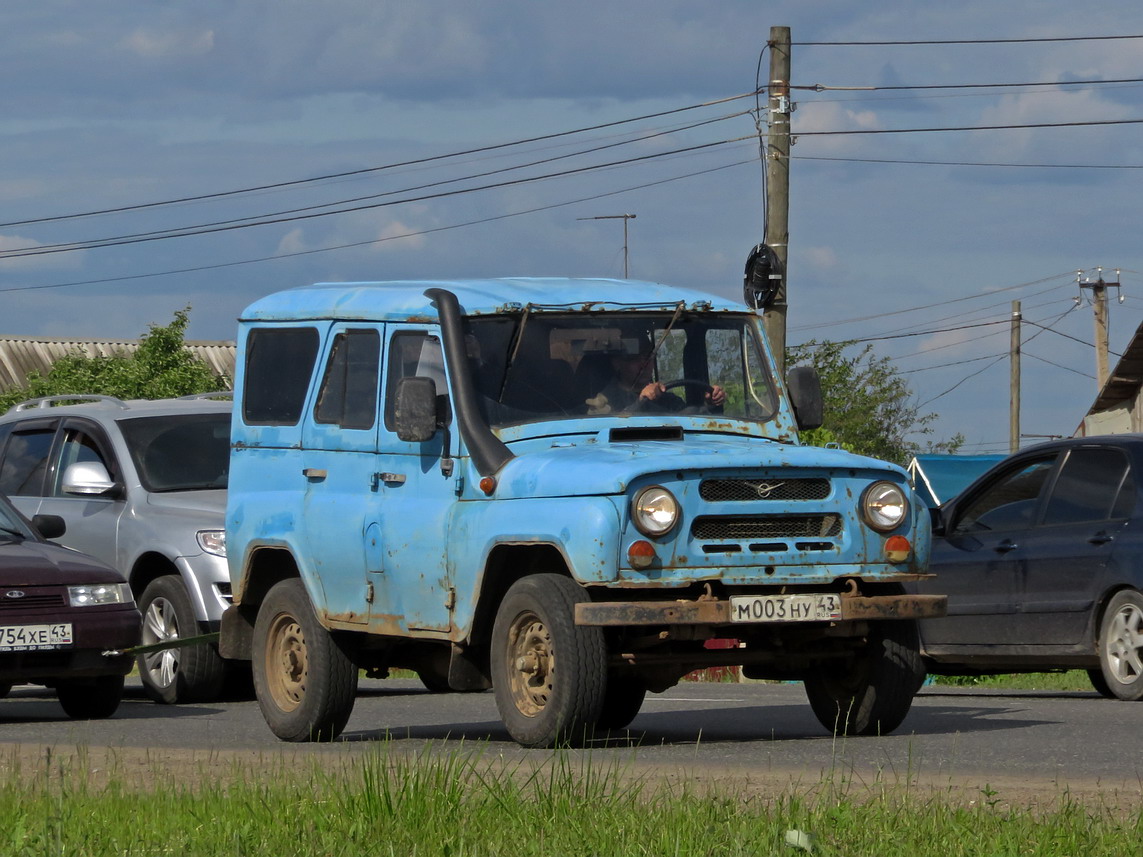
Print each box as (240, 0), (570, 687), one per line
(463, 312), (779, 428)
(0, 496), (32, 541)
(119, 413), (231, 492)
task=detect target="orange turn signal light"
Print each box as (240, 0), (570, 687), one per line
(627, 540), (656, 570)
(479, 476), (497, 495)
(884, 535), (911, 563)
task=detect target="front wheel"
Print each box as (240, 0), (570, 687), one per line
(491, 574), (607, 748)
(804, 621), (924, 736)
(1096, 590), (1143, 700)
(252, 578), (358, 741)
(57, 675), (124, 720)
(138, 575), (226, 704)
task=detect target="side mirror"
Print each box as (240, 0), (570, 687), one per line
(395, 376), (439, 443)
(787, 366), (823, 430)
(61, 461), (121, 497)
(31, 514), (66, 540)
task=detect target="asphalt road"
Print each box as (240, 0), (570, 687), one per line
(1, 677), (1140, 803)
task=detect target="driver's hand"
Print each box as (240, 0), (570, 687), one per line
(639, 382), (667, 401)
(706, 385), (726, 406)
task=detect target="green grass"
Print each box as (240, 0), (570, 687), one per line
(0, 745), (1137, 856)
(931, 670), (1095, 692)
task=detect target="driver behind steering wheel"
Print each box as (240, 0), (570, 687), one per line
(585, 336), (726, 415)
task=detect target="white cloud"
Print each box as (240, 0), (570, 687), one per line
(0, 235), (83, 271)
(118, 28), (214, 60)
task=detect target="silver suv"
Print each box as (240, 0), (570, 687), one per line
(0, 394), (237, 703)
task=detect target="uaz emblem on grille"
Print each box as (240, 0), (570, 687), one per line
(749, 481), (785, 499)
(4, 590), (26, 599)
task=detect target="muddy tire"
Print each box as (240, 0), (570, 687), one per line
(57, 675), (124, 720)
(804, 620), (924, 736)
(1096, 590), (1143, 700)
(252, 578), (358, 742)
(138, 575), (226, 704)
(597, 675), (647, 731)
(491, 574), (607, 748)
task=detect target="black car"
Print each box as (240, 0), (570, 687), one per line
(911, 435), (1143, 699)
(0, 493), (139, 717)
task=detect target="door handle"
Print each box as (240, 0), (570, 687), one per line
(993, 539), (1018, 554)
(1089, 532), (1114, 546)
(302, 468), (327, 479)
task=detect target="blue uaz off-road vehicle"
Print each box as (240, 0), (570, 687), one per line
(220, 278), (944, 747)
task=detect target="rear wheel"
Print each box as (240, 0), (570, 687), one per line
(252, 578), (358, 741)
(491, 574), (606, 748)
(1087, 668), (1114, 698)
(57, 675), (124, 720)
(1096, 590), (1143, 700)
(804, 621), (924, 736)
(138, 575), (226, 704)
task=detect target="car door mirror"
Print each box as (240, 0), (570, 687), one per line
(787, 366), (823, 430)
(31, 514), (66, 540)
(394, 376), (439, 443)
(61, 461), (121, 497)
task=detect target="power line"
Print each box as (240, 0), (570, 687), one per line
(0, 90), (762, 230)
(793, 35), (1143, 46)
(0, 157), (755, 294)
(1025, 351), (1096, 379)
(0, 136), (755, 259)
(792, 154), (1143, 170)
(798, 75), (1143, 93)
(795, 117), (1143, 137)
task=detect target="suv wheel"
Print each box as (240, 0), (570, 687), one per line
(252, 578), (358, 741)
(139, 575), (226, 704)
(57, 675), (124, 720)
(491, 574), (607, 748)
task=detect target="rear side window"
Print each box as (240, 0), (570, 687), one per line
(243, 327), (320, 425)
(1042, 447), (1133, 525)
(0, 427), (56, 497)
(314, 329), (381, 430)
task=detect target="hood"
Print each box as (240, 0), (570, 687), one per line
(145, 489), (227, 519)
(491, 434), (908, 499)
(0, 538), (124, 586)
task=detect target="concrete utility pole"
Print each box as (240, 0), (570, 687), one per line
(763, 26), (791, 375)
(1078, 267), (1120, 390)
(1010, 301), (1021, 454)
(578, 214), (636, 278)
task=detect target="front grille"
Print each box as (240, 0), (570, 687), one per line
(0, 592), (65, 610)
(699, 478), (830, 503)
(691, 514), (842, 541)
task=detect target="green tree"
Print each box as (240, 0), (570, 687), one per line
(787, 339), (963, 465)
(0, 308), (229, 412)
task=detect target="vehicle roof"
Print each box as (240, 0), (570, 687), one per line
(1, 395), (232, 421)
(239, 278), (749, 323)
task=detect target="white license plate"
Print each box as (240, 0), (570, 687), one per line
(0, 623), (73, 651)
(729, 594), (841, 623)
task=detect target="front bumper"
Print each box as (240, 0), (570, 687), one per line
(575, 592), (947, 627)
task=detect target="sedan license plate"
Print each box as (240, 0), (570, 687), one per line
(730, 594), (841, 623)
(0, 623), (73, 651)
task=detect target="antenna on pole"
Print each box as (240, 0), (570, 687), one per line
(577, 214), (637, 278)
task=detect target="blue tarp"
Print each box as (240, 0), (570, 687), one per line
(906, 454), (1006, 508)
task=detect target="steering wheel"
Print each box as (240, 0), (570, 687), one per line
(662, 378), (713, 394)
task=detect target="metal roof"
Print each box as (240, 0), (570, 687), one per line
(1088, 321), (1143, 415)
(0, 336), (235, 393)
(240, 278), (748, 322)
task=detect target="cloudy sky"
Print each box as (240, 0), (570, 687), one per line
(4, 2), (1143, 453)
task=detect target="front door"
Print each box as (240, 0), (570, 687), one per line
(370, 329), (457, 634)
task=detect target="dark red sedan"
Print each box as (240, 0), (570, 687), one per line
(0, 494), (139, 718)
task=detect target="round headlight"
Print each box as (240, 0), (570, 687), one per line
(632, 486), (679, 537)
(861, 481), (908, 532)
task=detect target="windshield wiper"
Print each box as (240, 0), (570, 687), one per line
(0, 526), (27, 542)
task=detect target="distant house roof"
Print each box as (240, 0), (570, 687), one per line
(906, 454), (1006, 508)
(1080, 320), (1143, 434)
(0, 335), (236, 393)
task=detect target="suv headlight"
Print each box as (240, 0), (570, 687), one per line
(68, 583), (134, 607)
(632, 486), (679, 537)
(197, 529), (227, 557)
(861, 481), (908, 532)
